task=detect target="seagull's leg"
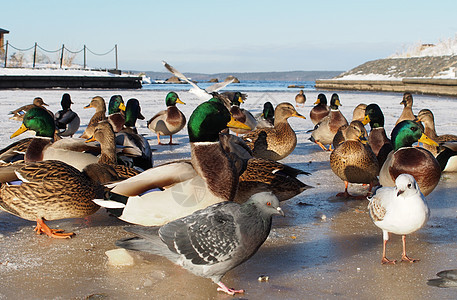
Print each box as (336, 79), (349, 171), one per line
(216, 281), (244, 295)
(157, 134), (163, 145)
(381, 232), (396, 264)
(34, 218), (75, 239)
(401, 235), (419, 263)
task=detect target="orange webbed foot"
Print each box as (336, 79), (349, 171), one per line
(34, 218), (75, 239)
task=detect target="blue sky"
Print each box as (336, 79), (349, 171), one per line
(2, 0), (457, 73)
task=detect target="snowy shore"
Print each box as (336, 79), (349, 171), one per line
(0, 88), (456, 299)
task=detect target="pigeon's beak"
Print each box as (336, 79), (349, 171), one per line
(276, 207), (285, 217)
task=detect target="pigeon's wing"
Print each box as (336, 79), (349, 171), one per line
(162, 61), (201, 91)
(159, 202), (241, 265)
(205, 78), (235, 93)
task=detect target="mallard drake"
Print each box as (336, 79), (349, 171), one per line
(93, 97), (251, 226)
(310, 93), (330, 125)
(363, 103), (393, 167)
(107, 95), (127, 133)
(255, 101), (275, 129)
(124, 98), (145, 132)
(295, 90), (306, 107)
(7, 107), (101, 169)
(395, 92), (416, 125)
(379, 120), (440, 196)
(80, 96), (107, 139)
(9, 97), (51, 121)
(0, 160), (104, 238)
(55, 93), (80, 137)
(310, 93), (348, 151)
(229, 91), (257, 135)
(330, 122), (379, 198)
(116, 98), (153, 170)
(242, 102), (306, 161)
(147, 91), (186, 145)
(352, 103), (367, 122)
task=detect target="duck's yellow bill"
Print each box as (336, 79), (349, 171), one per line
(11, 123), (29, 138)
(314, 99), (320, 105)
(176, 98), (186, 105)
(85, 136), (97, 143)
(238, 96), (244, 104)
(292, 112), (306, 119)
(362, 115), (370, 125)
(118, 102), (126, 111)
(335, 99), (342, 106)
(227, 116), (251, 130)
(84, 103), (93, 109)
(418, 133), (438, 146)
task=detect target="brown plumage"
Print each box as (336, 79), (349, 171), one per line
(332, 120), (368, 150)
(9, 97), (51, 121)
(395, 92), (416, 125)
(330, 123), (379, 198)
(416, 108), (457, 156)
(379, 120), (441, 197)
(83, 121), (141, 183)
(242, 103), (306, 161)
(352, 103), (367, 122)
(80, 96), (107, 139)
(295, 90), (306, 106)
(235, 158), (310, 202)
(382, 148), (441, 196)
(310, 94), (330, 125)
(368, 127), (393, 167)
(310, 94), (348, 151)
(0, 160), (104, 238)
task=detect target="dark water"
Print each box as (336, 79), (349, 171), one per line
(142, 80), (315, 92)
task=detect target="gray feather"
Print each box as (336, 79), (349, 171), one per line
(115, 192), (282, 284)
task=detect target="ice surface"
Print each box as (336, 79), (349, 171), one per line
(0, 88), (456, 299)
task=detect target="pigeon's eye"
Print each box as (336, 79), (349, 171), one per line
(266, 202), (271, 206)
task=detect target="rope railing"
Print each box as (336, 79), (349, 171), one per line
(0, 41), (118, 70)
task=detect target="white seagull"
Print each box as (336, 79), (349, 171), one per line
(368, 174), (430, 264)
(162, 60), (234, 101)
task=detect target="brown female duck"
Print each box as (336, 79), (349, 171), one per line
(242, 102), (306, 161)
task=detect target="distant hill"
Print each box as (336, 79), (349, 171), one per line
(141, 70), (342, 82)
(335, 55), (457, 79)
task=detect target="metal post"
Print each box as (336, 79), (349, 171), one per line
(115, 44), (118, 70)
(60, 44), (64, 68)
(4, 40), (8, 68)
(33, 42), (37, 68)
(83, 45), (86, 69)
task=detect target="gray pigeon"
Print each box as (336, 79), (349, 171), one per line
(427, 269), (457, 288)
(115, 191), (284, 295)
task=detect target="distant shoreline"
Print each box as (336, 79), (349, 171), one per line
(141, 70), (343, 82)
